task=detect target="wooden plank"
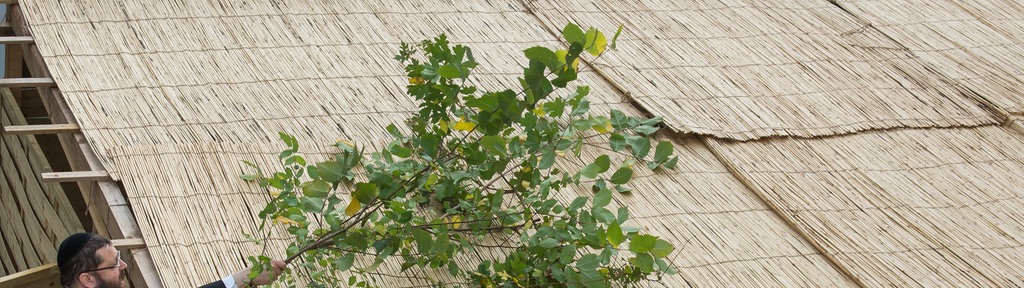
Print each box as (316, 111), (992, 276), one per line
(2, 124), (80, 135)
(0, 182), (17, 276)
(0, 263), (60, 288)
(111, 238), (146, 250)
(0, 147), (42, 270)
(2, 116), (65, 265)
(40, 171), (111, 183)
(5, 43), (23, 104)
(0, 36), (32, 44)
(9, 6), (163, 288)
(0, 78), (55, 88)
(2, 89), (82, 243)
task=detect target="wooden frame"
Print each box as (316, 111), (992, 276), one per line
(6, 5), (163, 288)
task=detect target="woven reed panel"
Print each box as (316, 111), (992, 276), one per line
(18, 0), (853, 287)
(710, 126), (1024, 286)
(527, 0), (998, 140)
(836, 0), (1024, 116)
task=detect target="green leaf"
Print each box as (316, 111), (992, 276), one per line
(634, 253), (655, 273)
(594, 155), (611, 172)
(663, 156), (679, 169)
(593, 189), (612, 208)
(609, 110), (629, 130)
(610, 24), (624, 50)
(480, 135), (507, 156)
(420, 134), (440, 158)
(389, 143), (412, 158)
(524, 46), (561, 71)
(634, 125), (659, 135)
(437, 64), (464, 79)
(568, 196), (588, 211)
(576, 254), (599, 271)
(466, 94), (499, 112)
(412, 228), (433, 253)
(584, 27), (607, 56)
(240, 174), (258, 181)
(539, 238), (559, 249)
(317, 161), (346, 183)
(300, 196), (324, 213)
(563, 23), (585, 46)
(607, 221), (625, 246)
(354, 182), (379, 203)
(651, 239), (674, 258)
(654, 141), (673, 162)
(302, 179), (331, 198)
(592, 207), (616, 224)
(335, 253), (355, 271)
(538, 149), (556, 170)
(625, 136), (650, 159)
(610, 166), (633, 185)
(559, 245), (577, 264)
(609, 133), (626, 151)
(630, 235), (657, 253)
(617, 207), (629, 224)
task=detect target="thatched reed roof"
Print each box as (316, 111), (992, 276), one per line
(835, 0), (1024, 116)
(10, 0), (1024, 287)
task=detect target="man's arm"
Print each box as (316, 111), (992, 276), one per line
(197, 259), (287, 288)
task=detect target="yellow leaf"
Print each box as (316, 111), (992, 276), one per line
(269, 190), (281, 197)
(556, 150), (566, 157)
(555, 49), (579, 71)
(450, 215), (462, 229)
(273, 216), (300, 226)
(409, 76), (425, 84)
(453, 121), (476, 131)
(438, 119), (449, 134)
(345, 198), (361, 216)
(593, 118), (612, 134)
(533, 107), (546, 116)
(336, 139), (355, 150)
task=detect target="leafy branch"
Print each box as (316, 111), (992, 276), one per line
(242, 23), (679, 288)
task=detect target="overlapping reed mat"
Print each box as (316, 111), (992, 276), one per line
(527, 0), (999, 140)
(17, 0), (854, 286)
(1, 89), (82, 276)
(835, 0), (1024, 116)
(104, 132), (856, 287)
(708, 125), (1024, 287)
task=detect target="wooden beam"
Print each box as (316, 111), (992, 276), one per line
(40, 171), (112, 183)
(0, 36), (32, 44)
(0, 78), (55, 88)
(111, 238), (146, 250)
(0, 263), (59, 288)
(2, 123), (80, 135)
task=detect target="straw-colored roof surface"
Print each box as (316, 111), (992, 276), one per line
(17, 0), (859, 287)
(835, 0), (1024, 116)
(708, 126), (1024, 286)
(528, 0), (998, 140)
(13, 0), (1024, 287)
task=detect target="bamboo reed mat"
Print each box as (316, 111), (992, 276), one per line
(835, 0), (1024, 116)
(709, 126), (1024, 286)
(527, 0), (999, 140)
(102, 133), (855, 287)
(15, 0), (856, 286)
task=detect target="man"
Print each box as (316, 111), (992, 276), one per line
(58, 232), (288, 288)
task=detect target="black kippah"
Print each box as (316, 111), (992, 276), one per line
(58, 233), (92, 267)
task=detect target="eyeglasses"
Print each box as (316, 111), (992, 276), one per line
(83, 251), (122, 273)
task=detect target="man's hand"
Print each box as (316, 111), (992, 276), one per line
(231, 259), (287, 287)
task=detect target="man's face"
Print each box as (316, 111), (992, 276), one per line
(84, 245), (128, 288)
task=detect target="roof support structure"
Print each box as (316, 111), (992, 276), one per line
(7, 5), (163, 288)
